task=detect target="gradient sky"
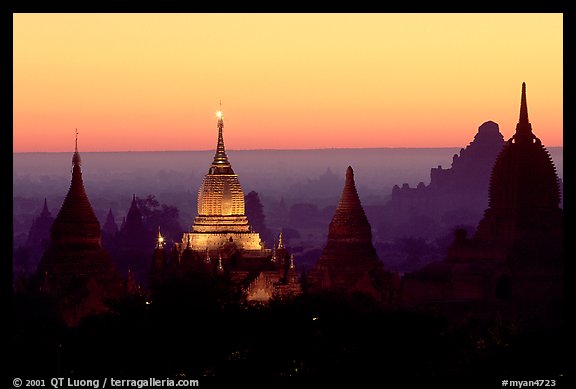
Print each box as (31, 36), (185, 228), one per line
(13, 13), (563, 152)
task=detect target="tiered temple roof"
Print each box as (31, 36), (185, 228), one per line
(184, 110), (263, 251)
(36, 133), (123, 325)
(312, 166), (390, 297)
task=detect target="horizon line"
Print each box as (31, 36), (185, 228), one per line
(11, 145), (566, 154)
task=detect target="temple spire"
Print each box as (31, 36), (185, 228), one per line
(277, 230), (285, 250)
(156, 226), (165, 249)
(513, 82), (535, 143)
(311, 165), (382, 292)
(72, 129), (81, 168)
(325, 166), (373, 244)
(41, 198), (50, 217)
(212, 108), (231, 167)
(519, 82), (529, 125)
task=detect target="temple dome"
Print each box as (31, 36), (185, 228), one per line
(486, 84), (560, 211)
(475, 83), (562, 244)
(198, 175), (245, 216)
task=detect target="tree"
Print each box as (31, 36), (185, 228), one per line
(135, 195), (184, 242)
(244, 191), (272, 246)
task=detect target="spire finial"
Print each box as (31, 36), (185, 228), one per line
(345, 166), (354, 185)
(156, 226), (164, 249)
(72, 128), (81, 169)
(289, 254), (295, 269)
(212, 104), (231, 168)
(40, 198), (51, 218)
(216, 100), (223, 121)
(513, 82), (535, 143)
(277, 230), (285, 250)
(519, 82), (529, 124)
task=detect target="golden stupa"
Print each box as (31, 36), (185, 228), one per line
(182, 110), (264, 251)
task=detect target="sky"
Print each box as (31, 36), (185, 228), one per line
(13, 13), (563, 152)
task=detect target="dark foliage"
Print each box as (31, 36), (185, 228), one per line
(11, 282), (568, 388)
(244, 191), (272, 247)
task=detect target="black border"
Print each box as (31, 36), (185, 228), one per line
(6, 5), (573, 388)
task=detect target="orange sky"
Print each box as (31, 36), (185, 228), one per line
(13, 13), (563, 152)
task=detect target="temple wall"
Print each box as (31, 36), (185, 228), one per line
(183, 231), (263, 251)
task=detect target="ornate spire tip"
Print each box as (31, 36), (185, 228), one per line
(346, 166), (354, 179)
(72, 129), (81, 168)
(519, 82), (529, 124)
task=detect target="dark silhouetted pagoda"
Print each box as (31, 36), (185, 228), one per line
(102, 208), (119, 237)
(402, 83), (563, 328)
(115, 194), (152, 283)
(123, 195), (146, 247)
(310, 166), (396, 301)
(22, 198), (54, 274)
(474, 83), (562, 248)
(35, 133), (123, 326)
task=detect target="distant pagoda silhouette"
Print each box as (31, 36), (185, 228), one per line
(22, 198), (54, 274)
(402, 83), (563, 328)
(102, 208), (119, 237)
(35, 132), (123, 326)
(380, 120), (506, 245)
(123, 194), (146, 245)
(311, 166), (396, 300)
(115, 194), (151, 284)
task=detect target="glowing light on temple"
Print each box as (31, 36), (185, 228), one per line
(156, 227), (165, 249)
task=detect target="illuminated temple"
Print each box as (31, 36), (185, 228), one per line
(154, 110), (301, 301)
(182, 110), (264, 252)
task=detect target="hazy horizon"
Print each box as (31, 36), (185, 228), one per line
(13, 146), (502, 154)
(13, 148), (563, 206)
(11, 142), (567, 154)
